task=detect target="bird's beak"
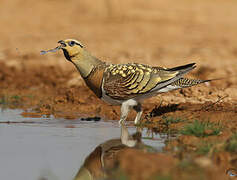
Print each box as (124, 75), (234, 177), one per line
(58, 40), (66, 48)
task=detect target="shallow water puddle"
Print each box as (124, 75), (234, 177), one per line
(0, 109), (165, 180)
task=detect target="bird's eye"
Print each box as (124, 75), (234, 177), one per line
(68, 41), (75, 47)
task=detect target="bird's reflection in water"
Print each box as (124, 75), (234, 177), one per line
(74, 125), (156, 180)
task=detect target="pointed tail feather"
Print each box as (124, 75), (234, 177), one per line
(157, 77), (222, 93)
(171, 78), (210, 88)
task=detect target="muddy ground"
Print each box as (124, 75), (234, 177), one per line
(0, 0), (237, 179)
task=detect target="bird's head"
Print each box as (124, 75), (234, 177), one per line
(40, 39), (100, 78)
(58, 39), (84, 61)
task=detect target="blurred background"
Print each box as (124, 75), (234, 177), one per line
(1, 0), (237, 71)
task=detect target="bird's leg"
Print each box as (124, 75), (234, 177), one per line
(119, 99), (137, 125)
(133, 103), (143, 125)
(119, 102), (131, 125)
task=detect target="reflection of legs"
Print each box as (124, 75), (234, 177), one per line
(119, 99), (138, 125)
(133, 103), (142, 125)
(120, 123), (137, 147)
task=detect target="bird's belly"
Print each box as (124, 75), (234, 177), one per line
(134, 85), (180, 101)
(101, 92), (123, 105)
(101, 83), (180, 105)
(100, 86), (167, 105)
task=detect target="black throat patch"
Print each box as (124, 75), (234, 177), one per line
(62, 49), (71, 61)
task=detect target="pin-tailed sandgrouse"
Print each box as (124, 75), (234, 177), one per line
(42, 39), (210, 125)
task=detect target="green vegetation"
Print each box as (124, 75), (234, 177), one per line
(196, 142), (213, 155)
(225, 132), (237, 153)
(180, 120), (222, 137)
(159, 116), (186, 134)
(177, 159), (206, 180)
(178, 159), (195, 170)
(0, 94), (33, 107)
(178, 159), (205, 178)
(0, 96), (6, 105)
(11, 95), (20, 100)
(0, 95), (22, 106)
(162, 116), (186, 125)
(139, 116), (186, 135)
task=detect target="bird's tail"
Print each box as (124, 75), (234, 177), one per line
(171, 78), (210, 88)
(171, 75), (232, 88)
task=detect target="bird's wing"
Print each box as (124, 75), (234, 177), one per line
(103, 63), (196, 100)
